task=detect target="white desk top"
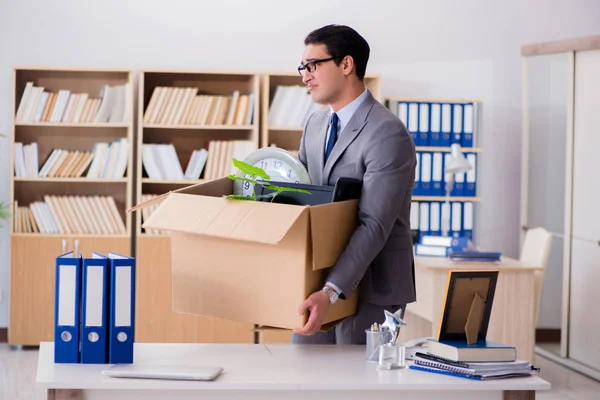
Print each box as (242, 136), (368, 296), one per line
(415, 255), (543, 271)
(36, 342), (550, 392)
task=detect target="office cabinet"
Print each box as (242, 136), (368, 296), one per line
(521, 36), (600, 378)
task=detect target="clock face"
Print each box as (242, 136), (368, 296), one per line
(232, 146), (311, 197)
(241, 157), (303, 197)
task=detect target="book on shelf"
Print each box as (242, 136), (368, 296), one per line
(14, 139), (129, 179)
(15, 81), (130, 124)
(142, 86), (254, 126)
(142, 140), (256, 181)
(12, 195), (126, 235)
(268, 85), (323, 128)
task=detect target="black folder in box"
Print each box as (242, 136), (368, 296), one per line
(256, 177), (362, 206)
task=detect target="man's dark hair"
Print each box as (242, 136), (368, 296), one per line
(304, 24), (370, 81)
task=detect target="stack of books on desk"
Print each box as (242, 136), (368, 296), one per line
(410, 353), (539, 381)
(409, 340), (540, 381)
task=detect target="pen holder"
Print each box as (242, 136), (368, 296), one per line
(377, 343), (407, 370)
(365, 329), (391, 362)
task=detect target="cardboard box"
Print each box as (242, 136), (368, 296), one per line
(129, 177), (359, 331)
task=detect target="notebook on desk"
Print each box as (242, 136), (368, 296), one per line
(101, 364), (224, 381)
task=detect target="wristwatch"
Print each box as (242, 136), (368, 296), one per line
(322, 285), (339, 304)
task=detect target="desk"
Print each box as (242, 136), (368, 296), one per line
(36, 342), (549, 400)
(398, 256), (541, 362)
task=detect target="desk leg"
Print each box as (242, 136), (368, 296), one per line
(47, 389), (83, 400)
(503, 390), (535, 400)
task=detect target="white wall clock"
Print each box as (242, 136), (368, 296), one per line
(232, 147), (311, 197)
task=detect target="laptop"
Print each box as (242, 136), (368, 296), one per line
(101, 364), (224, 381)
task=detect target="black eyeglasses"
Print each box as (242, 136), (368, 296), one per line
(297, 57), (336, 75)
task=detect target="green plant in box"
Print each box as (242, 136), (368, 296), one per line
(226, 158), (310, 202)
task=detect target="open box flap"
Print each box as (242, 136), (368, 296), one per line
(142, 192), (309, 245)
(126, 177), (232, 214)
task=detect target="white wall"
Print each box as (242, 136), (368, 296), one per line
(0, 0), (599, 327)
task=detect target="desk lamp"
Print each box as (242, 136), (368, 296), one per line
(442, 144), (472, 236)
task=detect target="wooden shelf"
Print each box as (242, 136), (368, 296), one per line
(412, 196), (481, 202)
(415, 146), (482, 153)
(9, 67), (135, 346)
(14, 177), (128, 183)
(10, 233), (130, 239)
(144, 124), (255, 130)
(15, 122), (128, 128)
(142, 178), (204, 185)
(268, 126), (304, 132)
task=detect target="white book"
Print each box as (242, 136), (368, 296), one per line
(51, 90), (71, 122)
(87, 143), (109, 178)
(141, 144), (162, 180)
(33, 91), (49, 122)
(109, 85), (126, 123)
(30, 142), (39, 177)
(23, 86), (44, 122)
(112, 138), (129, 179)
(15, 82), (35, 122)
(94, 85), (113, 123)
(166, 144), (184, 180)
(72, 93), (89, 123)
(61, 94), (77, 123)
(13, 142), (25, 177)
(225, 91), (240, 125)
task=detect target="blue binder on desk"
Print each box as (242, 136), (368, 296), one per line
(107, 252), (136, 364)
(54, 251), (82, 363)
(80, 252), (109, 364)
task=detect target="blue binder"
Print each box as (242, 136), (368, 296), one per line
(429, 202), (442, 236)
(418, 102), (430, 146)
(450, 202), (463, 238)
(420, 152), (432, 195)
(431, 152), (444, 196)
(397, 102), (410, 139)
(108, 252), (136, 364)
(80, 252), (109, 364)
(452, 104), (463, 145)
(413, 152), (421, 196)
(54, 251), (82, 364)
(407, 102), (419, 144)
(429, 103), (442, 146)
(440, 103), (452, 146)
(465, 153), (477, 197)
(461, 103), (474, 147)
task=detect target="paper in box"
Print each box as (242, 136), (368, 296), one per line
(128, 177), (359, 331)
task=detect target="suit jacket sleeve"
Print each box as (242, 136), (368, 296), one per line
(325, 119), (415, 298)
(298, 113), (313, 169)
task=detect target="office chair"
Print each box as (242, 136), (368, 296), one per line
(520, 227), (553, 327)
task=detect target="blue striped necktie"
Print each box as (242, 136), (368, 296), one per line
(325, 112), (339, 162)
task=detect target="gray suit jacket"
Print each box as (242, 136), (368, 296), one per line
(298, 91), (417, 306)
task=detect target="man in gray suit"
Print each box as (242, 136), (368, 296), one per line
(291, 24), (417, 345)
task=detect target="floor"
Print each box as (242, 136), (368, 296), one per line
(1, 343), (599, 399)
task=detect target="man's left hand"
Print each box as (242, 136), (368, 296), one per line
(293, 290), (330, 336)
